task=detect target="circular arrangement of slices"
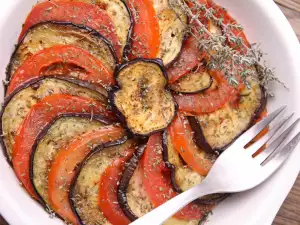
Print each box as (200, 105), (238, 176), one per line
(0, 0), (266, 224)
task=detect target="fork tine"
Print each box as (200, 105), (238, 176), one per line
(262, 132), (300, 177)
(235, 106), (286, 147)
(254, 118), (300, 164)
(246, 113), (294, 156)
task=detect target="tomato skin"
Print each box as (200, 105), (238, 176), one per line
(127, 0), (160, 59)
(167, 37), (205, 83)
(98, 149), (135, 225)
(174, 70), (239, 115)
(7, 45), (114, 95)
(12, 94), (113, 199)
(168, 114), (213, 176)
(19, 1), (122, 60)
(142, 133), (208, 220)
(211, 2), (250, 51)
(48, 125), (126, 224)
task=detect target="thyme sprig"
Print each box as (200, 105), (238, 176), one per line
(170, 0), (286, 95)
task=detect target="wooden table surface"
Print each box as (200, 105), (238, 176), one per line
(0, 0), (300, 225)
(271, 1), (300, 224)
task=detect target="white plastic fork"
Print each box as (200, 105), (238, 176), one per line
(130, 106), (300, 225)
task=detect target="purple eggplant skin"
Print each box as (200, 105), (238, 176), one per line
(5, 21), (119, 94)
(188, 87), (267, 153)
(169, 73), (213, 94)
(164, 34), (188, 69)
(169, 77), (213, 95)
(162, 131), (229, 205)
(110, 58), (178, 137)
(29, 112), (114, 208)
(0, 75), (110, 166)
(121, 0), (134, 62)
(113, 58), (169, 82)
(117, 144), (146, 221)
(68, 136), (133, 225)
(187, 117), (215, 153)
(162, 131), (182, 193)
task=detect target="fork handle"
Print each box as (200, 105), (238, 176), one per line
(130, 181), (213, 225)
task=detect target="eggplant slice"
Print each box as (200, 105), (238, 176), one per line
(31, 114), (112, 207)
(157, 8), (187, 66)
(68, 0), (133, 58)
(7, 22), (117, 81)
(162, 131), (228, 205)
(153, 0), (187, 66)
(112, 59), (176, 136)
(189, 78), (266, 152)
(0, 76), (107, 161)
(69, 140), (136, 225)
(169, 70), (213, 94)
(118, 152), (201, 225)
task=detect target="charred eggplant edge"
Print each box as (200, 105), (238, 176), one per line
(188, 87), (267, 153)
(29, 113), (114, 209)
(117, 144), (146, 221)
(0, 75), (109, 165)
(5, 21), (119, 93)
(162, 131), (229, 205)
(121, 0), (134, 61)
(68, 136), (132, 225)
(110, 58), (178, 137)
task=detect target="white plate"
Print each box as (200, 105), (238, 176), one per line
(0, 0), (299, 225)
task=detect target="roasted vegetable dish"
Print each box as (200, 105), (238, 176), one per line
(1, 0), (269, 224)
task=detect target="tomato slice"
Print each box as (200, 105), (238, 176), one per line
(127, 0), (160, 59)
(19, 1), (122, 60)
(48, 126), (125, 223)
(167, 37), (205, 83)
(48, 125), (126, 224)
(142, 133), (209, 220)
(7, 45), (114, 95)
(206, 0), (250, 52)
(98, 149), (135, 225)
(168, 114), (213, 176)
(12, 94), (113, 199)
(174, 73), (239, 115)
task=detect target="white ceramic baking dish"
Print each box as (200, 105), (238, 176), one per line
(0, 0), (299, 224)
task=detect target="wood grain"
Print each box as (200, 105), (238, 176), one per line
(275, 0), (300, 12)
(276, 0), (300, 39)
(272, 1), (300, 224)
(273, 175), (300, 225)
(0, 1), (299, 225)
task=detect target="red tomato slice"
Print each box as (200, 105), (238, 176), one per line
(174, 80), (238, 115)
(168, 114), (213, 176)
(48, 125), (126, 224)
(167, 37), (205, 83)
(98, 149), (136, 225)
(142, 133), (209, 220)
(12, 94), (114, 199)
(7, 45), (114, 95)
(206, 0), (250, 51)
(19, 1), (122, 60)
(127, 0), (160, 59)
